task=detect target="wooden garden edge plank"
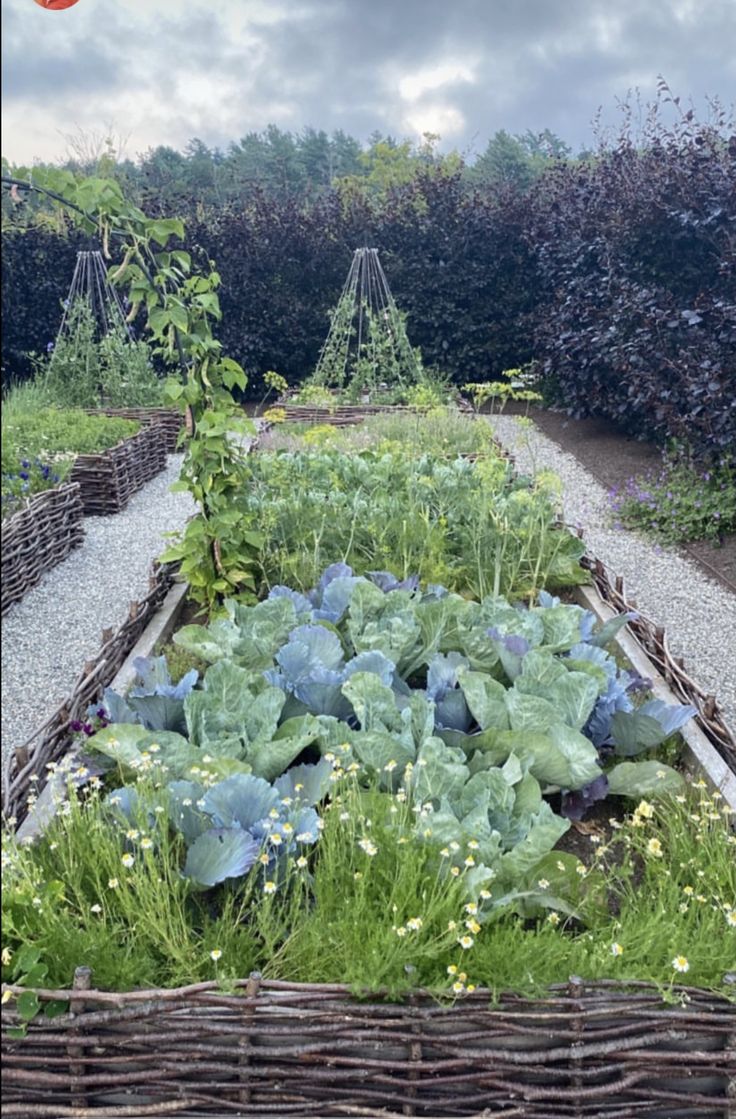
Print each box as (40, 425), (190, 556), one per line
(573, 583), (736, 810)
(107, 579), (190, 697)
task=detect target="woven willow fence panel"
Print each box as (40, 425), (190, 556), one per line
(1, 482), (84, 616)
(2, 563), (178, 825)
(277, 399), (473, 428)
(2, 976), (734, 1117)
(70, 425), (167, 516)
(85, 407), (184, 454)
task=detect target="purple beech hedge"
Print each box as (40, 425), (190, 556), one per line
(2, 115), (733, 458)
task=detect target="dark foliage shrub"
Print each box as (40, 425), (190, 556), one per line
(2, 177), (539, 397)
(529, 105), (736, 459)
(3, 98), (733, 446)
(373, 170), (539, 382)
(1, 227), (86, 383)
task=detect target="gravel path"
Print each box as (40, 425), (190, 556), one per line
(1, 457), (196, 765)
(488, 415), (736, 734)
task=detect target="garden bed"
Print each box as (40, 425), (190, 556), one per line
(3, 417), (734, 1119)
(70, 424), (167, 516)
(0, 482), (84, 617)
(85, 407), (185, 455)
(2, 974), (734, 1117)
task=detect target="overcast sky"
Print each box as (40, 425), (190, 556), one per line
(2, 0), (735, 166)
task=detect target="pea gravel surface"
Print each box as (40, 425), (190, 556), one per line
(488, 415), (736, 735)
(1, 456), (196, 766)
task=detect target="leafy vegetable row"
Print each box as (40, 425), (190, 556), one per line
(81, 566), (694, 914)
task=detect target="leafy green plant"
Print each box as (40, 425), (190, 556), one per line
(168, 565), (690, 827)
(609, 452), (735, 544)
(289, 384), (337, 410)
(463, 368), (542, 416)
(106, 761), (328, 889)
(243, 448), (586, 601)
(4, 170), (259, 613)
(38, 298), (163, 409)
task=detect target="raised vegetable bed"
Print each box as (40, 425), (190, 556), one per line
(0, 482), (84, 617)
(85, 407), (184, 454)
(2, 973), (734, 1117)
(70, 424), (167, 516)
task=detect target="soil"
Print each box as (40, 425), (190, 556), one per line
(497, 404), (736, 595)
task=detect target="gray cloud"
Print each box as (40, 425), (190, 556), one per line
(2, 0), (734, 164)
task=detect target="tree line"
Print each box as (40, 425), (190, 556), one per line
(2, 90), (733, 459)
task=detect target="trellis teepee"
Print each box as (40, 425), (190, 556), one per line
(311, 248), (422, 398)
(55, 249), (132, 346)
(44, 250), (161, 409)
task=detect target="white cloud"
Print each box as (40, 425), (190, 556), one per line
(403, 104), (466, 139)
(398, 61), (476, 102)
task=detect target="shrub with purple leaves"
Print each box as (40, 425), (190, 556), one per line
(609, 454), (735, 545)
(529, 89), (736, 460)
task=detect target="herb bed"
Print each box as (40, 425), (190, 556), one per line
(85, 407), (184, 455)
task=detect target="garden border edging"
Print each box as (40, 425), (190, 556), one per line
(574, 581), (736, 809)
(70, 423), (167, 516)
(0, 482), (85, 616)
(2, 563), (180, 829)
(15, 578), (190, 844)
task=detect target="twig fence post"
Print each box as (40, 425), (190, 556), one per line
(68, 965), (92, 1110)
(238, 970), (262, 1105)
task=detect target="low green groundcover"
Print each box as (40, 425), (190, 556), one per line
(1, 407), (140, 518)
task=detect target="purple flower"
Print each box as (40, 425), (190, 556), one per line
(46, 342), (54, 353)
(96, 707), (108, 720)
(70, 720), (84, 733)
